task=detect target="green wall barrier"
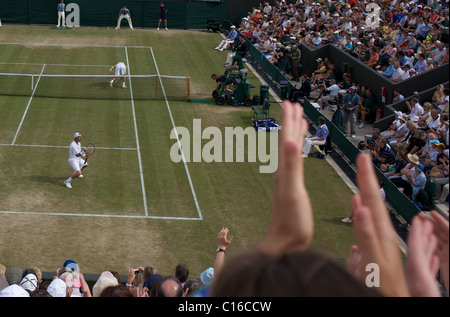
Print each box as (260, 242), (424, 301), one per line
(0, 0), (227, 29)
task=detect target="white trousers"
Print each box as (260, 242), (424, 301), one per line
(302, 138), (326, 156)
(57, 11), (66, 27)
(226, 52), (236, 65)
(117, 14), (133, 29)
(216, 40), (234, 50)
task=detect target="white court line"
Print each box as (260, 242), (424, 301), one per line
(0, 143), (137, 150)
(0, 42), (152, 49)
(149, 47), (203, 221)
(0, 210), (202, 221)
(11, 64), (46, 145)
(0, 62), (112, 67)
(125, 46), (149, 218)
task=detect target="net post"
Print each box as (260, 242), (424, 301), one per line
(187, 76), (191, 101)
(155, 75), (158, 99)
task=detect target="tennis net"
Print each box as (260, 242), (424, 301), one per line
(0, 72), (191, 101)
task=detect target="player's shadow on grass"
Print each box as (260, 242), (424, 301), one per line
(27, 175), (66, 186)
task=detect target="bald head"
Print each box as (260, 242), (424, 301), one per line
(155, 276), (183, 297)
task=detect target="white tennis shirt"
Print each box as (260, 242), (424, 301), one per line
(68, 140), (82, 161)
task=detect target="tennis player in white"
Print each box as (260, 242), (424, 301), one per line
(64, 132), (89, 189)
(109, 62), (127, 88)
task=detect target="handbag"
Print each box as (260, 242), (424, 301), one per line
(429, 166), (444, 178)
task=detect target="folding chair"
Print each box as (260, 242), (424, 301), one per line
(251, 99), (270, 120)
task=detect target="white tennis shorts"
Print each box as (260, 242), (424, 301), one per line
(115, 64), (127, 76)
(69, 157), (87, 172)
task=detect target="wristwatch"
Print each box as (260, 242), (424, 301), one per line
(216, 248), (226, 253)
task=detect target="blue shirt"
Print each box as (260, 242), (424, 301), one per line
(226, 29), (237, 41)
(383, 65), (394, 78)
(395, 34), (405, 46)
(57, 3), (65, 12)
(316, 124), (329, 139)
(343, 93), (360, 114)
(392, 13), (403, 24)
(413, 59), (426, 73)
(119, 8), (130, 15)
(411, 171), (427, 200)
(418, 25), (433, 38)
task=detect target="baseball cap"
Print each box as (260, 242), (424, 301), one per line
(350, 86), (357, 90)
(430, 139), (440, 145)
(63, 259), (78, 273)
(19, 273), (38, 292)
(74, 132), (82, 138)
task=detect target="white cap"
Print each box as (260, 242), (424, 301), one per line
(74, 132), (81, 138)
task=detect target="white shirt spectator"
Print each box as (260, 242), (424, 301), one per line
(263, 3), (272, 15)
(391, 66), (404, 81)
(410, 102), (424, 118)
(326, 84), (341, 97)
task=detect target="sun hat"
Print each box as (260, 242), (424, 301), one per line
(407, 154), (420, 165)
(200, 267), (214, 286)
(5, 267), (22, 285)
(0, 284), (30, 297)
(92, 272), (119, 297)
(47, 279), (67, 297)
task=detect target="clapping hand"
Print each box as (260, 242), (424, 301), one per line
(258, 101), (313, 256)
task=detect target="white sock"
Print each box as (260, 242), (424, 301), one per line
(65, 177), (72, 183)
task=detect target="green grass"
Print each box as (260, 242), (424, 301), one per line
(0, 25), (356, 277)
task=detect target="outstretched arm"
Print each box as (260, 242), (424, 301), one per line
(406, 212), (441, 297)
(431, 210), (449, 295)
(214, 227), (234, 276)
(348, 153), (410, 296)
(258, 100), (313, 256)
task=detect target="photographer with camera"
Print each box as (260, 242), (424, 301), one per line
(320, 79), (341, 110)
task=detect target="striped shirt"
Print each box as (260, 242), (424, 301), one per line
(378, 144), (396, 165)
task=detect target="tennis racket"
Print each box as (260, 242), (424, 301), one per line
(84, 143), (96, 164)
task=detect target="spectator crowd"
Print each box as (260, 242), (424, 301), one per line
(237, 0), (448, 206)
(238, 0), (448, 81)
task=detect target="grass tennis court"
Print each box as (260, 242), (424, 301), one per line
(0, 26), (357, 277)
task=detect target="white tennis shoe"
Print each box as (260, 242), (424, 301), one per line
(64, 180), (72, 188)
(78, 174), (83, 178)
